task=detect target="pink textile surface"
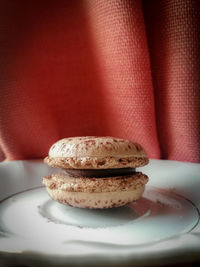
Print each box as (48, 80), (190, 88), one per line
(0, 0), (199, 162)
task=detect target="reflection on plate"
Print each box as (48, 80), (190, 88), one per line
(0, 186), (199, 254)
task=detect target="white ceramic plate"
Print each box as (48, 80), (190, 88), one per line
(0, 159), (200, 266)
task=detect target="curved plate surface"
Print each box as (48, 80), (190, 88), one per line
(0, 159), (200, 266)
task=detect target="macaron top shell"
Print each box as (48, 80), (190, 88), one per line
(49, 136), (146, 158)
(45, 136), (148, 169)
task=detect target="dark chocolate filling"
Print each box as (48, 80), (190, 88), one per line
(64, 168), (136, 178)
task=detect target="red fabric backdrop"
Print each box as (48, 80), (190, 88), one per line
(0, 0), (199, 162)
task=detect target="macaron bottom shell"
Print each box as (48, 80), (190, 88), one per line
(45, 184), (146, 209)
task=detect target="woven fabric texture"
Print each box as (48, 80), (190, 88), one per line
(0, 0), (199, 162)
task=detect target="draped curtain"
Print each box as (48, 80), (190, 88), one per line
(0, 0), (199, 162)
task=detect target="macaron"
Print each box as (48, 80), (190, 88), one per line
(43, 136), (149, 209)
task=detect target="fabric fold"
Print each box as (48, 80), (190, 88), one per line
(0, 0), (199, 162)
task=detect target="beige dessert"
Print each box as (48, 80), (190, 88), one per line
(43, 136), (149, 209)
